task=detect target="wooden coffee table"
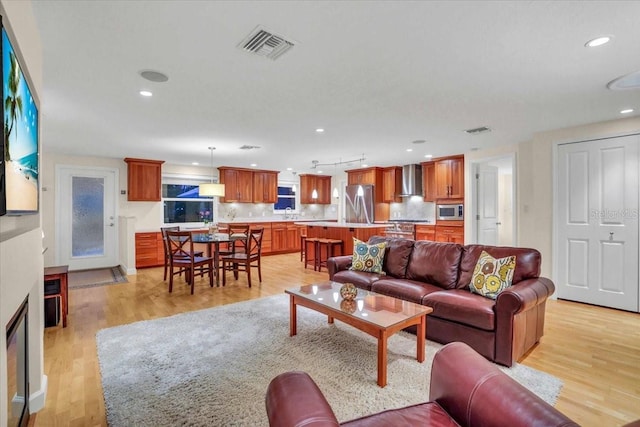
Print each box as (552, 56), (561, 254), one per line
(285, 281), (433, 387)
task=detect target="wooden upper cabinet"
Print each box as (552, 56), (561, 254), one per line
(124, 158), (164, 201)
(434, 155), (464, 200)
(218, 167), (253, 202)
(252, 170), (278, 203)
(382, 166), (402, 203)
(422, 161), (436, 202)
(299, 174), (331, 204)
(346, 167), (384, 201)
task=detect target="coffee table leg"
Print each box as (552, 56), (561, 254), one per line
(289, 295), (297, 337)
(417, 314), (426, 363)
(378, 332), (388, 387)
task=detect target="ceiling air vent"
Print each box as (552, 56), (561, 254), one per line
(239, 145), (261, 150)
(464, 126), (491, 135)
(238, 26), (295, 60)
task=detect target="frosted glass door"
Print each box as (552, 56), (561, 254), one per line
(72, 176), (105, 257)
(56, 166), (118, 270)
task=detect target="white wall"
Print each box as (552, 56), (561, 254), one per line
(0, 0), (47, 422)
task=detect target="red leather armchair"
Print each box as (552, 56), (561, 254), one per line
(265, 342), (578, 427)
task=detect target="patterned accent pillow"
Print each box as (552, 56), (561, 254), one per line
(469, 250), (516, 299)
(350, 238), (387, 274)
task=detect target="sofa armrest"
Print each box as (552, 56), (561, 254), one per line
(327, 255), (353, 280)
(496, 277), (555, 314)
(265, 371), (339, 427)
(430, 342), (578, 427)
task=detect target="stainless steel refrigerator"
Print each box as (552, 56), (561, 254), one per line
(345, 184), (375, 223)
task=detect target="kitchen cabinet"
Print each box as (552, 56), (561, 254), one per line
(299, 174), (332, 204)
(252, 171), (278, 203)
(346, 167), (384, 201)
(250, 222), (272, 253)
(382, 166), (403, 203)
(415, 224), (436, 241)
(271, 222), (301, 252)
(219, 167), (253, 202)
(135, 232), (164, 268)
(421, 161), (436, 202)
(434, 155), (464, 200)
(124, 158), (164, 201)
(435, 224), (464, 244)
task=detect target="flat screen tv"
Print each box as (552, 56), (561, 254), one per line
(0, 16), (39, 216)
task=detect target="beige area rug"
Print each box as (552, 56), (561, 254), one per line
(96, 294), (563, 426)
(68, 267), (128, 289)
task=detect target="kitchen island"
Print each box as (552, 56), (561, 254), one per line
(298, 221), (387, 255)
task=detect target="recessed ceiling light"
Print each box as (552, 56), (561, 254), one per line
(620, 109), (634, 114)
(139, 90), (153, 97)
(250, 163), (257, 167)
(192, 162), (199, 165)
(316, 128), (324, 133)
(286, 167), (293, 171)
(361, 164), (368, 167)
(424, 154), (433, 159)
(406, 148), (413, 152)
(317, 170), (323, 174)
(585, 36), (612, 48)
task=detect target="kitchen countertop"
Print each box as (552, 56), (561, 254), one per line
(218, 218), (335, 224)
(297, 221), (387, 229)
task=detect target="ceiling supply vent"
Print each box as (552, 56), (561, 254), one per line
(464, 126), (491, 135)
(400, 164), (423, 197)
(239, 145), (261, 150)
(238, 26), (295, 60)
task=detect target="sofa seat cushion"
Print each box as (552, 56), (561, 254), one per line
(342, 401), (459, 427)
(371, 279), (442, 304)
(422, 289), (496, 331)
(332, 270), (383, 291)
(405, 241), (464, 290)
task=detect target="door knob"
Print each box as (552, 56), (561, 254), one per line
(496, 222), (502, 225)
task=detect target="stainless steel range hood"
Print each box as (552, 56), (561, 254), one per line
(400, 164), (423, 197)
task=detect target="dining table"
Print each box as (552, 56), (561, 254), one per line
(192, 232), (245, 286)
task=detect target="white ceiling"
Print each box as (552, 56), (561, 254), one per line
(31, 1), (640, 177)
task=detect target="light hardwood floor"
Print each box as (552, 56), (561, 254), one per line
(32, 253), (640, 426)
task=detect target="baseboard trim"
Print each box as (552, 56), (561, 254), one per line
(29, 374), (47, 413)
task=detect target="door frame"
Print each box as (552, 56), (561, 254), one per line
(552, 132), (640, 311)
(468, 153), (517, 246)
(55, 164), (119, 270)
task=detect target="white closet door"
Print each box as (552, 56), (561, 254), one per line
(557, 135), (639, 312)
(476, 164), (500, 245)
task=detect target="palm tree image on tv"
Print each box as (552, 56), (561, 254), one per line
(4, 51), (23, 162)
(2, 28), (39, 212)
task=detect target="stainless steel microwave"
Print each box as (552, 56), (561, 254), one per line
(437, 204), (463, 220)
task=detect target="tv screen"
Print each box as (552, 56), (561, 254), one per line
(1, 22), (39, 215)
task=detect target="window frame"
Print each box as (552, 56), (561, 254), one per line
(273, 181), (298, 214)
(161, 173), (217, 227)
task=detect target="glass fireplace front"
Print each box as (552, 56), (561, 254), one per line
(6, 296), (29, 427)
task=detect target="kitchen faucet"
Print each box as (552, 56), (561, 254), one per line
(285, 207), (292, 219)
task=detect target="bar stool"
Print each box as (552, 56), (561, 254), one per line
(304, 237), (320, 270)
(316, 238), (344, 272)
(300, 233), (307, 262)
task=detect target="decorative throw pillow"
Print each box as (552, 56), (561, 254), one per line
(469, 250), (516, 299)
(350, 238), (387, 274)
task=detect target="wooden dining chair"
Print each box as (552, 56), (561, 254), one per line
(166, 231), (214, 294)
(217, 223), (250, 269)
(161, 226), (203, 281)
(221, 227), (264, 288)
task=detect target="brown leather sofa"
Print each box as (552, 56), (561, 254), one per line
(265, 342), (578, 427)
(327, 236), (555, 367)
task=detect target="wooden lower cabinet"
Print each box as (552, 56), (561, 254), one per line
(271, 222), (300, 253)
(434, 224), (464, 244)
(305, 225), (386, 255)
(135, 232), (164, 268)
(415, 225), (436, 241)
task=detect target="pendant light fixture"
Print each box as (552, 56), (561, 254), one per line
(332, 162), (339, 199)
(199, 147), (226, 197)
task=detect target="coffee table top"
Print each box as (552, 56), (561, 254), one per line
(285, 281), (432, 329)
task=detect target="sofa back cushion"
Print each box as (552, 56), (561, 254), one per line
(368, 236), (415, 278)
(458, 245), (541, 289)
(405, 241), (464, 289)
